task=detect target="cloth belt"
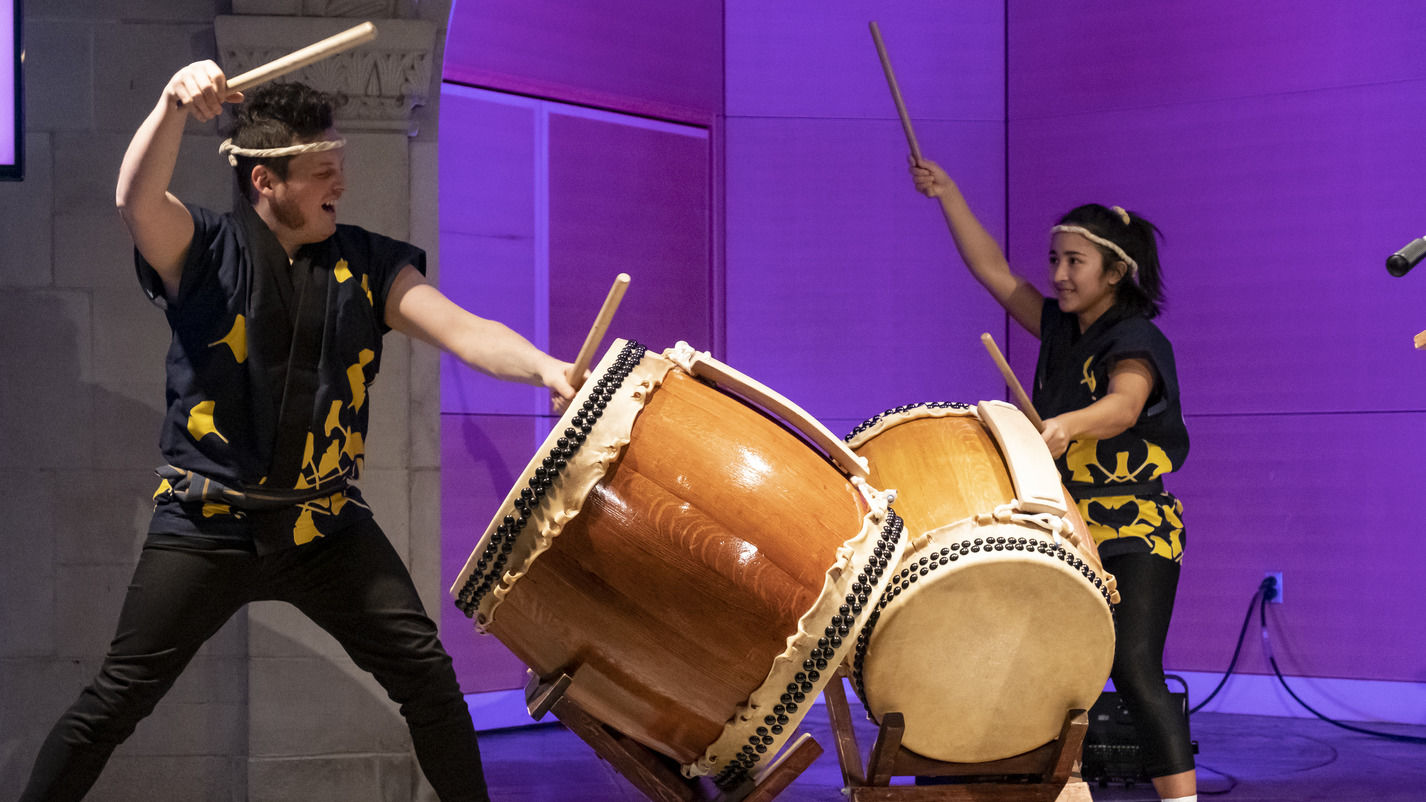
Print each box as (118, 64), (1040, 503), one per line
(156, 464), (348, 511)
(1065, 479), (1166, 499)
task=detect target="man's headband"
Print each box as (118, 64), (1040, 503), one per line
(1050, 206), (1137, 278)
(218, 137), (346, 167)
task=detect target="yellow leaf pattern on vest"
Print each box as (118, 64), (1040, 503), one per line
(187, 400), (228, 444)
(347, 349), (375, 413)
(209, 315), (247, 363)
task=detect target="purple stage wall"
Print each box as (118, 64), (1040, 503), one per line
(1008, 2), (1426, 684)
(438, 0), (718, 692)
(442, 0), (721, 124)
(725, 2), (1009, 433)
(438, 0), (1426, 699)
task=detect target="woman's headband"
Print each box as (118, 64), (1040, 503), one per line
(1051, 206), (1138, 278)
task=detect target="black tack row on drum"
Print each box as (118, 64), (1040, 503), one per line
(849, 533), (1115, 706)
(712, 510), (907, 791)
(843, 401), (974, 441)
(453, 340), (649, 617)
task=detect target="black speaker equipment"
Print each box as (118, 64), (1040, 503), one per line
(1080, 675), (1198, 787)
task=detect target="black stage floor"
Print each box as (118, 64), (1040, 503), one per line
(477, 706), (1426, 801)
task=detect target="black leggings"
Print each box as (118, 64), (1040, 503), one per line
(21, 520), (489, 801)
(1103, 551), (1195, 778)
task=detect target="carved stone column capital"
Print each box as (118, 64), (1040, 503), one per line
(214, 15), (437, 133)
(231, 1), (403, 16)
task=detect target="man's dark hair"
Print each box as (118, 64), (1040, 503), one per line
(226, 82), (341, 204)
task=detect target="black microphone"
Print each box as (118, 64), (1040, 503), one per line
(1387, 237), (1426, 276)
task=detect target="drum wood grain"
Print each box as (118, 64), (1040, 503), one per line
(855, 416), (1014, 537)
(486, 369), (869, 764)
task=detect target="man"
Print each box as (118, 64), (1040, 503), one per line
(21, 61), (574, 801)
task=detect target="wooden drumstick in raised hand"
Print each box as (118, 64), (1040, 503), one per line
(870, 21), (966, 237)
(179, 21), (378, 106)
(568, 273), (631, 392)
(869, 21), (923, 163)
(981, 332), (1045, 431)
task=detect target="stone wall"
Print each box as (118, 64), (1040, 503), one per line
(0, 1), (452, 798)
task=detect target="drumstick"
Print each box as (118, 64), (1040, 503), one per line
(568, 273), (631, 391)
(981, 332), (1044, 431)
(871, 21), (962, 237)
(869, 21), (923, 163)
(179, 22), (378, 105)
(230, 21), (378, 92)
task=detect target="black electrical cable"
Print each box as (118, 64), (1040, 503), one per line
(1099, 572), (1422, 796)
(1180, 583), (1266, 794)
(1189, 577), (1271, 714)
(1260, 597), (1426, 745)
(1168, 573), (1422, 799)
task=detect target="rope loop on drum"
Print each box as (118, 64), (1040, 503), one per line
(973, 500), (1074, 542)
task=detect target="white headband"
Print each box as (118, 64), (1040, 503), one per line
(1050, 224), (1139, 278)
(218, 137), (346, 167)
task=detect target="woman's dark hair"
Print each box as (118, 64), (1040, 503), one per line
(1056, 203), (1165, 318)
(225, 82), (341, 203)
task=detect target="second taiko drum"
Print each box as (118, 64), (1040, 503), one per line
(845, 400), (1118, 764)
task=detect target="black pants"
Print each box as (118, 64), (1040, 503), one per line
(1103, 551), (1196, 778)
(21, 520), (489, 801)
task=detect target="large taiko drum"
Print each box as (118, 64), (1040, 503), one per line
(844, 400), (1118, 763)
(450, 340), (906, 785)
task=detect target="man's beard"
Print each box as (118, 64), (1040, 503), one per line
(271, 193), (306, 230)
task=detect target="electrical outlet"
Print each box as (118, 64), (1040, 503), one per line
(1265, 571), (1283, 604)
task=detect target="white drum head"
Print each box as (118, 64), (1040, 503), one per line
(857, 537), (1115, 763)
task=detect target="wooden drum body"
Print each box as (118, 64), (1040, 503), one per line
(845, 401), (1118, 764)
(450, 340), (906, 785)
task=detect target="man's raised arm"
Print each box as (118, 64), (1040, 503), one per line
(116, 61), (243, 300)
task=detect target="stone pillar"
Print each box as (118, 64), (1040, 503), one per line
(1, 3), (254, 798)
(0, 0), (452, 796)
(214, 6), (445, 800)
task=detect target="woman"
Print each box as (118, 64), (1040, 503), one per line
(911, 158), (1196, 802)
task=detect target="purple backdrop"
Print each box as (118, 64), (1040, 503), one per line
(437, 64), (713, 690)
(0, 0), (13, 168)
(725, 2), (1011, 434)
(443, 0), (721, 124)
(1009, 1), (1426, 683)
(439, 1), (1426, 698)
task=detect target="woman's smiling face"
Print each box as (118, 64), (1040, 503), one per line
(1050, 230), (1123, 327)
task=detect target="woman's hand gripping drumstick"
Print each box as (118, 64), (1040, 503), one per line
(870, 21), (923, 163)
(984, 334), (1116, 598)
(870, 21), (972, 242)
(981, 332), (1045, 432)
(175, 22), (378, 112)
(568, 274), (631, 393)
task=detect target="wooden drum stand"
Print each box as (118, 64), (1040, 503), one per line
(821, 669), (1095, 801)
(525, 671), (823, 802)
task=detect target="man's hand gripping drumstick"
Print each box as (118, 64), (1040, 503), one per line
(173, 22), (379, 117)
(119, 24), (380, 299)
